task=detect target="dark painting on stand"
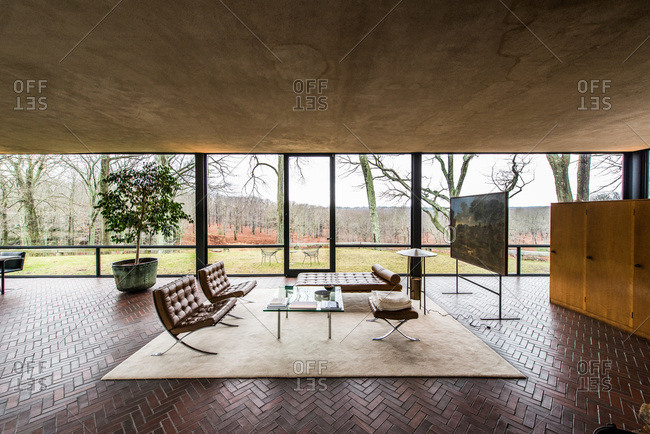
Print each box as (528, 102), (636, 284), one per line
(450, 192), (508, 276)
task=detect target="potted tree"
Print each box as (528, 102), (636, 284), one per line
(96, 162), (192, 292)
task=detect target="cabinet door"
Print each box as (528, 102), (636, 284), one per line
(550, 203), (586, 310)
(585, 201), (634, 327)
(633, 201), (650, 339)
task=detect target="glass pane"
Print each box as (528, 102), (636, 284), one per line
(421, 153), (621, 276)
(100, 248), (195, 275)
(0, 154), (195, 248)
(336, 154), (411, 244)
(508, 248), (518, 275)
(207, 154), (283, 245)
(418, 246), (517, 274)
(209, 248), (284, 274)
(288, 156), (330, 270)
(336, 247), (408, 273)
(11, 248), (95, 275)
(520, 247), (550, 274)
(588, 154), (623, 201)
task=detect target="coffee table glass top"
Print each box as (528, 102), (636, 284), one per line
(264, 286), (344, 312)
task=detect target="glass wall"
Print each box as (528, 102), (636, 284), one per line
(335, 154), (411, 272)
(287, 156), (331, 271)
(421, 153), (623, 274)
(0, 152), (625, 276)
(0, 154), (195, 276)
(207, 154), (283, 274)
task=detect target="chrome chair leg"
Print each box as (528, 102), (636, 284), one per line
(219, 322), (239, 327)
(372, 319), (419, 341)
(152, 330), (219, 356)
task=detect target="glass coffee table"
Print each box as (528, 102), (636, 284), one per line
(264, 286), (344, 339)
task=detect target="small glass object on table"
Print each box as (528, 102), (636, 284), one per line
(264, 285), (344, 339)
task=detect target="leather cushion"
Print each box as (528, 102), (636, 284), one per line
(198, 261), (257, 302)
(208, 280), (257, 301)
(370, 291), (412, 311)
(153, 276), (207, 330)
(172, 298), (237, 334)
(369, 298), (419, 320)
(295, 272), (402, 292)
(371, 264), (401, 285)
(198, 261), (231, 299)
(230, 280), (256, 296)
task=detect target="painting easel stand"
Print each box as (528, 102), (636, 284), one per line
(442, 260), (473, 295)
(444, 260), (520, 321)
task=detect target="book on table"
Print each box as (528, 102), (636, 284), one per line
(267, 297), (288, 308)
(289, 301), (318, 310)
(321, 300), (339, 310)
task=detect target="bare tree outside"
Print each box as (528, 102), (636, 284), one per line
(488, 155), (535, 198)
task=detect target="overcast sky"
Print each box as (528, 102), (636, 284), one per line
(212, 154), (622, 208)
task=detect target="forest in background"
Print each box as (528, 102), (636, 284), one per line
(0, 153), (619, 248)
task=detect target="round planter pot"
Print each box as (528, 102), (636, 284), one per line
(111, 257), (158, 292)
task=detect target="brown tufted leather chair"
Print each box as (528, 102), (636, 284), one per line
(197, 261), (257, 303)
(152, 275), (237, 355)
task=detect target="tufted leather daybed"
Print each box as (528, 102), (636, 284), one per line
(152, 275), (237, 355)
(198, 261), (257, 303)
(295, 264), (402, 292)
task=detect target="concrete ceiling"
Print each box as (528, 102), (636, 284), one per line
(1, 0), (649, 154)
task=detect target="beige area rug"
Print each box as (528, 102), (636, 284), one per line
(103, 288), (523, 379)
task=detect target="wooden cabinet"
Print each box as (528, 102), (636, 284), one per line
(550, 199), (649, 339)
(634, 201), (650, 338)
(550, 203), (586, 311)
(585, 201), (634, 327)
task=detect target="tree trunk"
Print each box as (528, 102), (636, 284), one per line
(155, 155), (170, 246)
(0, 186), (8, 245)
(67, 176), (76, 244)
(135, 230), (141, 265)
(0, 207), (7, 245)
(23, 181), (40, 244)
(99, 155), (111, 244)
(359, 154), (381, 243)
(546, 154), (573, 202)
(88, 211), (99, 245)
(276, 155), (284, 243)
(576, 154), (591, 201)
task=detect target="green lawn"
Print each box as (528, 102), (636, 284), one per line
(13, 247), (549, 276)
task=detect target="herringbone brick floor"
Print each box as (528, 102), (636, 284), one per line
(0, 276), (648, 433)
